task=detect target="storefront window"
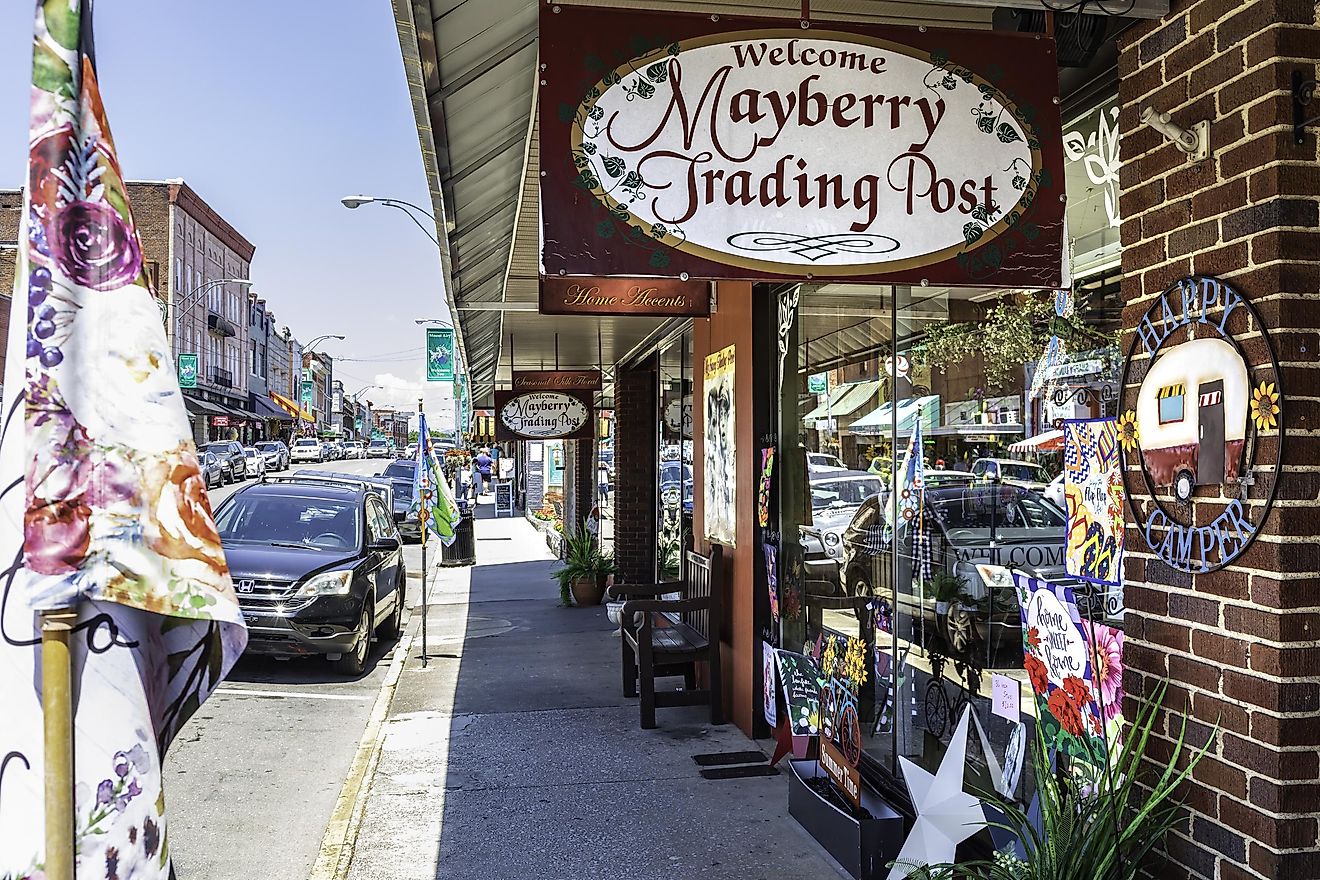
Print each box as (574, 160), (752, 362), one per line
(658, 331), (693, 580)
(778, 274), (1122, 804)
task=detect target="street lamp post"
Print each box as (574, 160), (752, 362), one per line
(171, 277), (253, 373)
(299, 335), (345, 437)
(341, 195), (439, 248)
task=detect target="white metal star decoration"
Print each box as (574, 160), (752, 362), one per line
(887, 706), (986, 879)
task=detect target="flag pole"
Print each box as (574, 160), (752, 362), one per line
(40, 605), (78, 880)
(418, 398), (428, 668)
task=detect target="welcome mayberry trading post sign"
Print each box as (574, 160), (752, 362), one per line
(539, 5), (1065, 286)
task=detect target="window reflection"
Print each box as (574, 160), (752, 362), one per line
(781, 275), (1122, 803)
(658, 331), (693, 580)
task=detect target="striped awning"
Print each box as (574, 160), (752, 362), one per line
(270, 391), (314, 422)
(1157, 384), (1184, 398)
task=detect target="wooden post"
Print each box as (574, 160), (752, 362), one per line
(41, 606), (78, 880)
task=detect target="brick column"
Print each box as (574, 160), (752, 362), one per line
(614, 362), (657, 585)
(1118, 3), (1319, 878)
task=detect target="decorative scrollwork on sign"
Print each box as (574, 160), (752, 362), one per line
(727, 231), (902, 263)
(777, 285), (800, 389)
(1050, 384), (1118, 428)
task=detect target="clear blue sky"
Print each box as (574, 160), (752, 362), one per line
(1, 1), (456, 422)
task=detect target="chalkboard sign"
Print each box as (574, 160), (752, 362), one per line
(775, 649), (826, 738)
(494, 481), (514, 517)
(525, 442), (546, 510)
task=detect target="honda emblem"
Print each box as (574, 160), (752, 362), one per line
(236, 579), (256, 594)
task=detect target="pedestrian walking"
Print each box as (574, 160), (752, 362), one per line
(598, 459), (610, 504)
(475, 447), (493, 495)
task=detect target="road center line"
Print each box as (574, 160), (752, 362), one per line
(215, 687), (373, 701)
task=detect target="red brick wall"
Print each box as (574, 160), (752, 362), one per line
(613, 362), (657, 586)
(1118, 1), (1320, 877)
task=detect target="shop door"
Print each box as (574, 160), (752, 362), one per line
(1197, 380), (1224, 485)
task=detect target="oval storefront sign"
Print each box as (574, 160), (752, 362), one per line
(541, 8), (1065, 285)
(498, 392), (591, 440)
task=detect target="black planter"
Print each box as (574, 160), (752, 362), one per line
(787, 759), (906, 880)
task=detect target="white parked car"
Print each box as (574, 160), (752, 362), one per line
(241, 447), (267, 479)
(1044, 473), (1066, 510)
(290, 437), (324, 463)
(807, 451), (848, 474)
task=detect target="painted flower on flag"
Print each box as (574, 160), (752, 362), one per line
(49, 198), (142, 291)
(1023, 653), (1049, 696)
(1083, 620), (1125, 722)
(1025, 625), (1041, 652)
(1251, 381), (1280, 431)
(1117, 409), (1139, 452)
(1047, 687), (1088, 738)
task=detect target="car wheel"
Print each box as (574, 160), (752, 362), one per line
(378, 571), (406, 640)
(336, 599), (373, 676)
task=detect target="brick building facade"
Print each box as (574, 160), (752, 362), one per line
(1118, 1), (1319, 877)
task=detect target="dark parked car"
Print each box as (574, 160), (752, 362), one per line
(202, 440), (247, 480)
(214, 478), (406, 674)
(379, 460), (422, 542)
(200, 450), (224, 489)
(255, 440), (290, 472)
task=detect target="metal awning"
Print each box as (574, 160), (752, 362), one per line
(850, 395), (941, 436)
(802, 381), (882, 422)
(253, 395), (294, 422)
(183, 396), (225, 416)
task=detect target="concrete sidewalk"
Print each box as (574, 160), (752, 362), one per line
(341, 506), (842, 880)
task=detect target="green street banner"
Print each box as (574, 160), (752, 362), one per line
(808, 373), (829, 395)
(457, 373), (471, 431)
(427, 327), (454, 382)
(178, 352), (199, 388)
(301, 378), (315, 409)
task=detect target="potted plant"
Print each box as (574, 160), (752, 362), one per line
(553, 522), (615, 606)
(929, 571), (968, 616)
(897, 682), (1212, 880)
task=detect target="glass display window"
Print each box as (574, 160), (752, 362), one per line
(775, 274), (1124, 808)
(658, 330), (693, 581)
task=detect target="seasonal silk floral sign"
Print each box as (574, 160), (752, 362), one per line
(0, 2), (245, 877)
(1014, 574), (1110, 768)
(540, 6), (1066, 286)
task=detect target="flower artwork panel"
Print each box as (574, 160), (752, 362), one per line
(757, 446), (774, 528)
(764, 542), (779, 626)
(1062, 419), (1125, 586)
(1013, 574), (1108, 768)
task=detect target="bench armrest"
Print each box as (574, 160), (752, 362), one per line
(609, 582), (681, 599)
(622, 596), (709, 630)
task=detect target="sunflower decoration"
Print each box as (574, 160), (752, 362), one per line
(1117, 409), (1139, 453)
(1251, 381), (1280, 431)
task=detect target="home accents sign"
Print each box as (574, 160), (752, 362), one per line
(540, 6), (1065, 286)
(512, 370), (603, 392)
(540, 276), (709, 318)
(494, 389), (594, 441)
(1119, 275), (1282, 573)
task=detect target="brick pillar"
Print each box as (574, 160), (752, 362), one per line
(1118, 3), (1319, 878)
(614, 362), (657, 585)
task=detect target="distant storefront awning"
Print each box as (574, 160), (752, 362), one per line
(802, 380), (883, 423)
(802, 383), (851, 422)
(270, 391), (315, 422)
(183, 396), (225, 417)
(850, 394), (940, 437)
(253, 394), (294, 422)
(1008, 429), (1064, 454)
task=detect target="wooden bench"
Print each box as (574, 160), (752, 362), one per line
(612, 546), (724, 729)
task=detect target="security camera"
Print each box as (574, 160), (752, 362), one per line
(1141, 107), (1209, 161)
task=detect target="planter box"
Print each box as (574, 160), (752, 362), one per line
(788, 759), (906, 880)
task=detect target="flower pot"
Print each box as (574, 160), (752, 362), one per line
(570, 575), (606, 607)
(934, 600), (950, 616)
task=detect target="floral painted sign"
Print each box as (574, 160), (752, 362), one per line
(1014, 574), (1108, 767)
(1062, 418), (1125, 586)
(0, 2), (245, 876)
(540, 6), (1065, 286)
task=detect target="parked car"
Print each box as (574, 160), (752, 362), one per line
(201, 440), (247, 480)
(200, 450), (225, 489)
(324, 442), (344, 461)
(807, 451), (848, 474)
(838, 483), (1097, 667)
(342, 441), (364, 459)
(255, 440), (290, 472)
(242, 447), (267, 479)
(291, 437), (325, 463)
(1044, 473), (1066, 510)
(659, 460), (693, 514)
(367, 439), (390, 458)
(926, 469), (976, 490)
(214, 477), (406, 674)
(970, 457), (1052, 492)
(800, 471), (887, 561)
(404, 443), (418, 460)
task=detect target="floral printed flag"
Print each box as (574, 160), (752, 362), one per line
(0, 3), (246, 877)
(413, 411), (459, 545)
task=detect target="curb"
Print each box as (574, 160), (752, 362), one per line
(307, 624), (414, 880)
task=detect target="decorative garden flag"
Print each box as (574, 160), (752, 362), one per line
(413, 411), (459, 545)
(0, 3), (246, 876)
(1062, 418), (1125, 586)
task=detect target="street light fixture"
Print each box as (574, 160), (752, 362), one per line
(302, 333), (346, 352)
(340, 194), (439, 247)
(414, 318), (454, 327)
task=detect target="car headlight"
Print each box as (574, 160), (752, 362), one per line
(293, 570), (354, 598)
(973, 564), (1015, 590)
(824, 531), (841, 546)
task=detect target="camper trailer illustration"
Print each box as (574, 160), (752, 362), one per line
(1136, 337), (1248, 501)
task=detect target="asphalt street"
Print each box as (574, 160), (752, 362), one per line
(165, 456), (433, 880)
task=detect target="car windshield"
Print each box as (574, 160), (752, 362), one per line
(927, 486), (1064, 530)
(1000, 462), (1048, 482)
(391, 480), (414, 503)
(215, 493), (360, 550)
(811, 477), (883, 509)
(384, 460), (416, 479)
(256, 442), (278, 451)
(294, 439), (318, 447)
(809, 453), (842, 466)
(243, 450), (257, 457)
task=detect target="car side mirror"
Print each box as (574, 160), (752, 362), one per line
(369, 536), (401, 552)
